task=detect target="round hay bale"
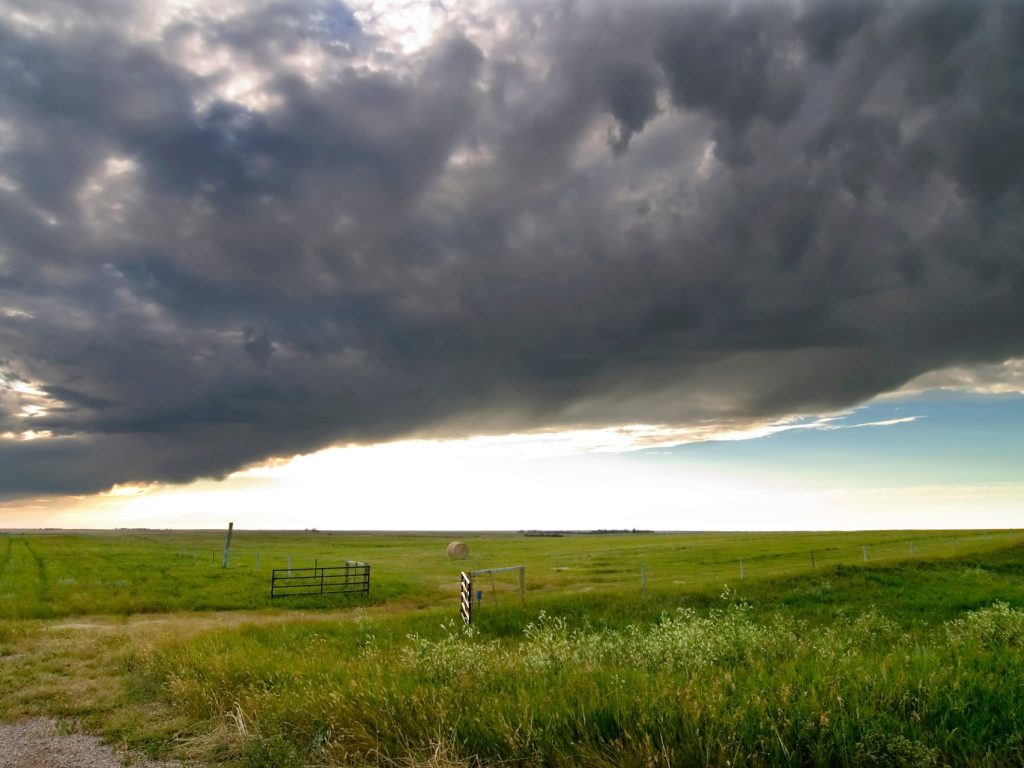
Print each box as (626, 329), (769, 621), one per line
(447, 541), (469, 559)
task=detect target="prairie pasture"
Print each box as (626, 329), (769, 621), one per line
(1, 529), (1023, 767)
(1, 528), (1017, 619)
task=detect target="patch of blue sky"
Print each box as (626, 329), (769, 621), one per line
(308, 2), (362, 48)
(635, 391), (1024, 490)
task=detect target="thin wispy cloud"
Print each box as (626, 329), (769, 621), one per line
(844, 416), (921, 429)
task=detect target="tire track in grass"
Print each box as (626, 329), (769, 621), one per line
(0, 537), (12, 615)
(0, 536), (11, 575)
(0, 537), (37, 618)
(21, 538), (50, 607)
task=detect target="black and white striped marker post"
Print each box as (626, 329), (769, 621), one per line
(460, 571), (473, 625)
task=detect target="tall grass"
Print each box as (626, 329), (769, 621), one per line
(138, 587), (1024, 766)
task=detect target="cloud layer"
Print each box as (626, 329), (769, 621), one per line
(1, 0), (1023, 496)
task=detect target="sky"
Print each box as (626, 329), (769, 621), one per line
(0, 0), (1022, 530)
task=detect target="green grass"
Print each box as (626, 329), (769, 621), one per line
(1, 528), (1020, 619)
(139, 549), (1024, 767)
(1, 529), (1023, 766)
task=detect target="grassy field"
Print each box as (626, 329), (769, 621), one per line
(1, 528), (1018, 619)
(1, 528), (1024, 766)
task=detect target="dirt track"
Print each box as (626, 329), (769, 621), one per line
(0, 718), (183, 768)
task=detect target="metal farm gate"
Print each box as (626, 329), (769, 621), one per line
(270, 561), (370, 598)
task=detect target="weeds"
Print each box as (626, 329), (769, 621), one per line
(146, 595), (1024, 766)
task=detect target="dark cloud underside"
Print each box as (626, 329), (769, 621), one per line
(1, 0), (1023, 496)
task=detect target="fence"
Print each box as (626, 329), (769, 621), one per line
(164, 529), (1024, 601)
(270, 561), (370, 598)
(512, 530), (1023, 597)
(460, 565), (525, 624)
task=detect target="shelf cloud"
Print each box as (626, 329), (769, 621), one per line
(1, 0), (1022, 496)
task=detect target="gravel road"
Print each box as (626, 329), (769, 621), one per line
(0, 718), (183, 768)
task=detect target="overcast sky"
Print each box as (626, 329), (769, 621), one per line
(1, 0), (1022, 528)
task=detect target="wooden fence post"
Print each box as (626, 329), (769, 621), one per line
(222, 522), (233, 569)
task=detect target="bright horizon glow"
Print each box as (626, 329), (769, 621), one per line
(2, 389), (1021, 532)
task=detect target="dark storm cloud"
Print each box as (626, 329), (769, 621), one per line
(655, 1), (805, 163)
(1, 0), (1023, 496)
(602, 62), (660, 155)
(797, 0), (880, 64)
